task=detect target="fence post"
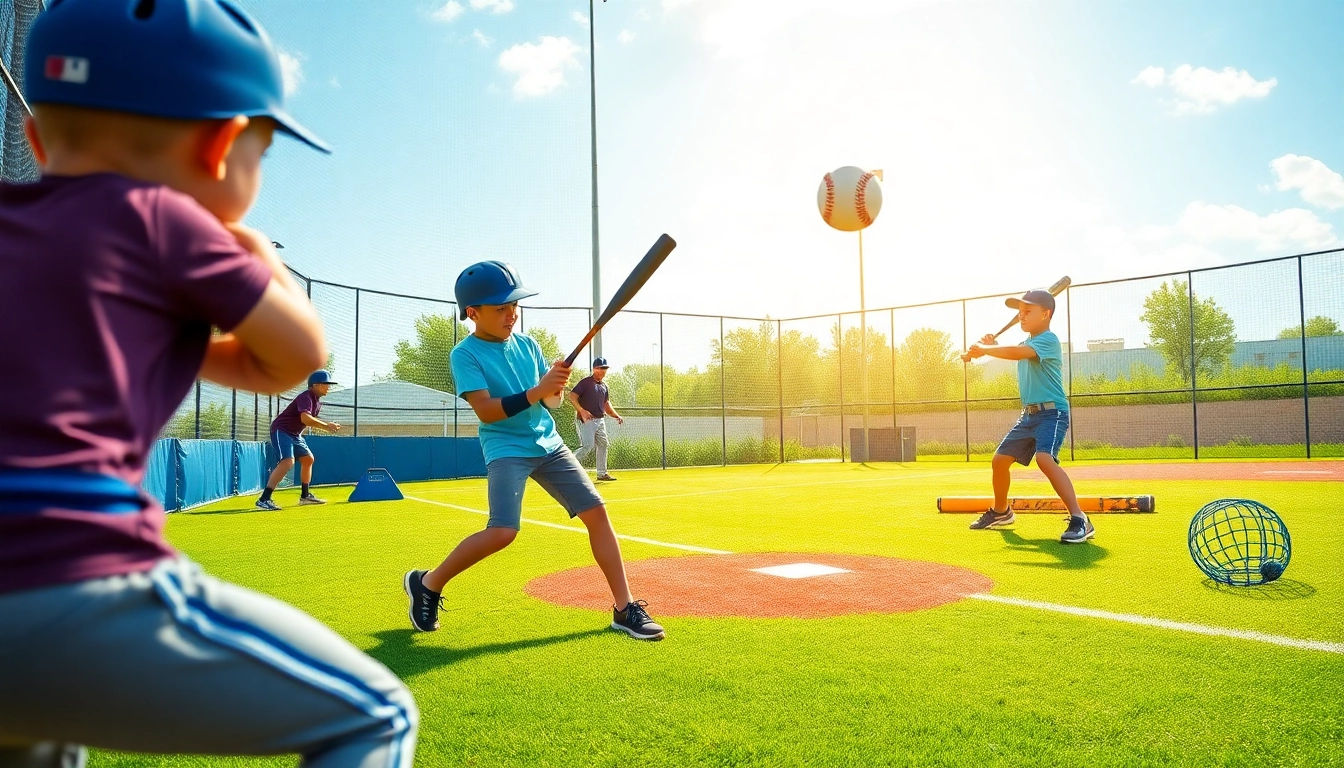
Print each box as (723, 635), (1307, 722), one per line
(720, 316), (727, 467)
(353, 288), (360, 438)
(890, 308), (897, 455)
(1187, 273), (1199, 459)
(230, 389), (237, 440)
(194, 381), (201, 439)
(837, 314), (845, 463)
(962, 299), (970, 462)
(1297, 257), (1311, 458)
(659, 313), (666, 470)
(1066, 285), (1074, 462)
(777, 318), (784, 464)
(253, 392), (259, 441)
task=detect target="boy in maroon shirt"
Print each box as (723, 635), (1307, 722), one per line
(256, 370), (343, 510)
(0, 1), (416, 765)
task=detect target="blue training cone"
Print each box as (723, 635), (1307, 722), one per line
(347, 468), (404, 502)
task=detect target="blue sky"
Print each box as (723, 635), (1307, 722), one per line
(232, 0), (1344, 379)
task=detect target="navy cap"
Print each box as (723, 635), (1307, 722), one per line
(26, 0), (330, 153)
(592, 357), (610, 368)
(1006, 289), (1055, 313)
(308, 370), (338, 387)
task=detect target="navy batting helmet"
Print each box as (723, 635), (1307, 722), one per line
(454, 261), (537, 320)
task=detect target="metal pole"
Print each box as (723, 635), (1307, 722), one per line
(230, 389), (237, 440)
(1066, 285), (1074, 462)
(1188, 273), (1199, 459)
(588, 0), (603, 358)
(962, 299), (969, 462)
(254, 392), (259, 440)
(353, 288), (360, 437)
(194, 381), (201, 439)
(659, 313), (665, 469)
(720, 316), (727, 466)
(1297, 257), (1311, 458)
(858, 230), (869, 462)
(0, 51), (33, 119)
(453, 314), (459, 439)
(777, 319), (784, 464)
(837, 314), (845, 463)
(890, 307), (898, 459)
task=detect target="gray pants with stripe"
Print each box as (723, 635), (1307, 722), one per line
(0, 559), (417, 767)
(573, 417), (609, 475)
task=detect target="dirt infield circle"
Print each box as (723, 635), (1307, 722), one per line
(526, 553), (993, 618)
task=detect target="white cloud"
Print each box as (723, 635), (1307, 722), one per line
(572, 10), (589, 27)
(1271, 154), (1344, 210)
(431, 0), (464, 22)
(1175, 202), (1337, 252)
(470, 0), (514, 13)
(617, 29), (636, 45)
(277, 51), (304, 97)
(1132, 65), (1276, 114)
(472, 29), (494, 47)
(498, 36), (582, 98)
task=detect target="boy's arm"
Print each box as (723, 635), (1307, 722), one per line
(198, 226), (325, 393)
(602, 400), (623, 423)
(462, 361), (571, 424)
(300, 411), (341, 432)
(965, 335), (1038, 362)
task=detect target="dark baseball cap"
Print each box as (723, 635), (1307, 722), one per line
(308, 370), (338, 387)
(592, 357), (611, 368)
(1006, 289), (1055, 312)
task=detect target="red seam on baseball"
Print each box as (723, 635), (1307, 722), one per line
(856, 172), (873, 227)
(823, 173), (835, 223)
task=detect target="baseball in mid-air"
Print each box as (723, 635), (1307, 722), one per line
(817, 166), (882, 232)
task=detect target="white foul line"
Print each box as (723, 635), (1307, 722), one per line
(968, 593), (1344, 655)
(404, 495), (732, 555)
(405, 494), (1340, 654)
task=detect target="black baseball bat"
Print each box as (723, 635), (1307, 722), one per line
(564, 234), (676, 367)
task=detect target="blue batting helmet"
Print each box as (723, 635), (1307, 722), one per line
(308, 370), (337, 388)
(25, 0), (330, 153)
(454, 261), (537, 320)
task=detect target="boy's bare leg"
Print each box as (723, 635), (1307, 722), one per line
(298, 455), (314, 485)
(575, 505), (634, 607)
(423, 528), (517, 592)
(264, 458), (293, 490)
(991, 453), (1015, 513)
(1035, 453), (1086, 519)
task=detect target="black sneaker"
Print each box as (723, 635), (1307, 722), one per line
(612, 600), (664, 640)
(403, 570), (443, 632)
(969, 509), (1015, 529)
(1061, 515), (1096, 544)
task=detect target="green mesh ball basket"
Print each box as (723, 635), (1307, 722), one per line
(1188, 498), (1291, 587)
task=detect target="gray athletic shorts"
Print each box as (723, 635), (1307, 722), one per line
(486, 445), (604, 529)
(0, 558), (417, 768)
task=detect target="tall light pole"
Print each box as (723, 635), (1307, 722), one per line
(588, 0), (605, 358)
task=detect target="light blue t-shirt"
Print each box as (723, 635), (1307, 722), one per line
(1018, 330), (1069, 411)
(450, 333), (564, 463)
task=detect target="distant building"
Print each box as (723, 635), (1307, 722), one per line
(1086, 338), (1124, 352)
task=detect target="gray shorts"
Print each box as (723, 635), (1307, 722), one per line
(0, 558), (417, 768)
(486, 445), (604, 529)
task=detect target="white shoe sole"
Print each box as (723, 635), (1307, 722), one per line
(610, 621), (664, 641)
(298, 497), (327, 505)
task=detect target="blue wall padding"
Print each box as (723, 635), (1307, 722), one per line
(178, 439), (234, 509)
(144, 436), (486, 512)
(235, 442), (268, 495)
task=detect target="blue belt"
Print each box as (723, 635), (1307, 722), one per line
(0, 469), (145, 514)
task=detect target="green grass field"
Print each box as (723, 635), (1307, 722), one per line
(91, 461), (1344, 767)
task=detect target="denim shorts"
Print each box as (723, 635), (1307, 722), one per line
(996, 408), (1070, 466)
(270, 430), (312, 461)
(486, 446), (604, 530)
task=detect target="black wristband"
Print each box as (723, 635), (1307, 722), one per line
(501, 392), (531, 417)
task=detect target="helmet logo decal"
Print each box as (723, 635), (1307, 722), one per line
(45, 56), (89, 84)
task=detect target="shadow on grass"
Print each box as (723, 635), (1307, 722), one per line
(997, 529), (1109, 569)
(367, 627), (609, 678)
(1201, 577), (1316, 600)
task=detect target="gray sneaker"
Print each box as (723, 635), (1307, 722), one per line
(1060, 515), (1096, 544)
(612, 600), (664, 640)
(969, 509), (1015, 529)
(404, 570), (443, 632)
(596, 474), (617, 482)
(298, 494), (327, 505)
(255, 499), (281, 511)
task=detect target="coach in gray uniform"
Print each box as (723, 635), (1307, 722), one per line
(568, 357), (623, 481)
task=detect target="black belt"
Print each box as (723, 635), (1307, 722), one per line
(1023, 402), (1056, 415)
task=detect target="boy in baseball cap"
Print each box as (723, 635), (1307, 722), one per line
(256, 370), (344, 510)
(961, 289), (1094, 544)
(0, 1), (416, 765)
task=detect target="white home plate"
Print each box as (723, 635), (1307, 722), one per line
(751, 563), (852, 579)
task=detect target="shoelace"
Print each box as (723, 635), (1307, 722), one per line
(1065, 516), (1087, 534)
(624, 600), (652, 626)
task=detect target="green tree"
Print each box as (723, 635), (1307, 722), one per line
(1277, 315), (1343, 339)
(162, 403), (239, 439)
(893, 328), (961, 402)
(828, 323), (893, 408)
(1139, 279), (1236, 384)
(385, 313), (467, 393)
(713, 321), (779, 407)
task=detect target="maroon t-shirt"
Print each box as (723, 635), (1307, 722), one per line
(0, 173), (271, 594)
(271, 390), (320, 436)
